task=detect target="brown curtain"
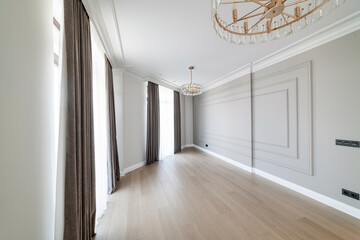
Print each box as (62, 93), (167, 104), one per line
(174, 91), (181, 153)
(146, 82), (160, 165)
(63, 0), (96, 239)
(105, 57), (120, 194)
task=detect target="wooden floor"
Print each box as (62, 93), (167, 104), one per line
(94, 148), (360, 240)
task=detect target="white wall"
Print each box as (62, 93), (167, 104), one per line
(0, 0), (55, 239)
(121, 73), (188, 170)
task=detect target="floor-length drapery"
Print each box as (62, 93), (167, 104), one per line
(159, 86), (174, 160)
(105, 57), (120, 194)
(63, 0), (96, 239)
(146, 82), (160, 165)
(174, 91), (181, 153)
(91, 23), (109, 225)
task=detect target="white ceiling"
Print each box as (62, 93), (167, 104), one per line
(85, 0), (360, 88)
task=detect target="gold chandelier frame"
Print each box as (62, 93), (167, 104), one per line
(212, 0), (344, 43)
(214, 0), (329, 36)
(182, 66), (202, 96)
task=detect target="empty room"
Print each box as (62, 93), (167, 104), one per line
(1, 0), (360, 239)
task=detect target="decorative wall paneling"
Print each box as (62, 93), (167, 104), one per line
(253, 62), (313, 175)
(195, 75), (252, 168)
(194, 62), (313, 174)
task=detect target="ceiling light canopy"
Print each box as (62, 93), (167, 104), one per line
(182, 66), (202, 96)
(212, 0), (345, 44)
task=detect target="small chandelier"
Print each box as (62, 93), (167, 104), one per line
(182, 66), (202, 96)
(212, 0), (345, 44)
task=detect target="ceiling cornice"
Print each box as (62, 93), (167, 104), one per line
(203, 63), (251, 92)
(123, 70), (182, 91)
(83, 0), (118, 67)
(202, 10), (360, 93)
(84, 2), (359, 94)
(146, 74), (182, 91)
(252, 10), (360, 72)
(124, 70), (146, 81)
(110, 0), (126, 66)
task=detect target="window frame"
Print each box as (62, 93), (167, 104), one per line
(53, 17), (61, 66)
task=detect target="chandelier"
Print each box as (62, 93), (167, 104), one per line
(212, 0), (345, 44)
(182, 66), (202, 96)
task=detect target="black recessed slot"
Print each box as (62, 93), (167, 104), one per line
(342, 188), (359, 200)
(336, 139), (360, 148)
(205, 144), (208, 147)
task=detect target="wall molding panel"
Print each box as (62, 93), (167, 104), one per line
(253, 62), (313, 175)
(195, 76), (252, 168)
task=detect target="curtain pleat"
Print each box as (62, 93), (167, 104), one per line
(146, 82), (160, 165)
(105, 57), (120, 194)
(63, 0), (96, 239)
(174, 91), (181, 153)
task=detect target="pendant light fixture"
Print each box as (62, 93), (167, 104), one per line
(182, 66), (202, 96)
(212, 0), (345, 44)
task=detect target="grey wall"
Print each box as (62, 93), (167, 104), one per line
(194, 74), (252, 167)
(180, 93), (186, 147)
(123, 73), (147, 169)
(253, 30), (360, 209)
(193, 30), (360, 209)
(113, 69), (125, 172)
(0, 0), (55, 239)
(184, 96), (194, 145)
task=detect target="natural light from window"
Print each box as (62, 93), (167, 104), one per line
(91, 22), (110, 225)
(159, 85), (174, 160)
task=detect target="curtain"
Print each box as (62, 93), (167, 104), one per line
(174, 91), (181, 153)
(105, 57), (120, 194)
(159, 86), (174, 160)
(63, 0), (96, 239)
(146, 82), (160, 165)
(91, 22), (109, 225)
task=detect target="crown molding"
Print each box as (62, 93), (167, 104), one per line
(252, 10), (360, 72)
(110, 0), (126, 66)
(146, 75), (182, 91)
(124, 70), (182, 92)
(202, 11), (360, 93)
(83, 0), (118, 67)
(124, 70), (146, 81)
(203, 63), (251, 92)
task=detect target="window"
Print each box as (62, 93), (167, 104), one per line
(53, 0), (62, 156)
(159, 85), (174, 160)
(91, 22), (109, 224)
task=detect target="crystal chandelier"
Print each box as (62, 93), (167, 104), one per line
(212, 0), (345, 44)
(182, 66), (202, 96)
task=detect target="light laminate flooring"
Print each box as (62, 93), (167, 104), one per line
(94, 148), (360, 240)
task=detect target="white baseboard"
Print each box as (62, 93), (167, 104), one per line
(120, 161), (146, 177)
(181, 144), (195, 149)
(192, 145), (253, 173)
(253, 169), (360, 219)
(192, 144), (360, 219)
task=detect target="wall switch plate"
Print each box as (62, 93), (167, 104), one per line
(336, 139), (360, 148)
(342, 188), (360, 200)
